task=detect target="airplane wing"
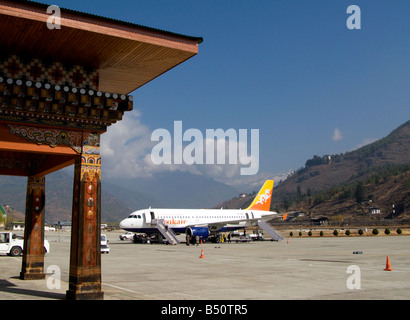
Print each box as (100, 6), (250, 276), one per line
(186, 212), (288, 231)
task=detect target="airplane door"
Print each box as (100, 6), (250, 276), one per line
(144, 212), (151, 224)
(245, 213), (254, 220)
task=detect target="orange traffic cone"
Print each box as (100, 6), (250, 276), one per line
(199, 249), (205, 259)
(384, 256), (393, 271)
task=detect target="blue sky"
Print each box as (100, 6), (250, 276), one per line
(38, 0), (410, 186)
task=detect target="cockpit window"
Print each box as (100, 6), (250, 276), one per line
(128, 214), (142, 219)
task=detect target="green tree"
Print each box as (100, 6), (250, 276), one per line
(283, 197), (291, 211)
(296, 185), (302, 201)
(354, 181), (366, 204)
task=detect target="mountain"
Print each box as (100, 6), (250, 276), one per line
(0, 171), (132, 223)
(4, 121), (408, 224)
(295, 165), (410, 218)
(108, 171), (238, 209)
(0, 169), (238, 224)
(271, 120), (410, 202)
(216, 120), (410, 217)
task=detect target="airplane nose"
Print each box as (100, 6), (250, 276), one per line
(119, 219), (127, 230)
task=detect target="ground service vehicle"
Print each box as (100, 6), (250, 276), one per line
(0, 231), (50, 256)
(119, 232), (134, 240)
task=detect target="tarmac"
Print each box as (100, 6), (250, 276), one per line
(1, 230), (410, 301)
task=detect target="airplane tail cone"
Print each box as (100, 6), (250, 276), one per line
(199, 249), (205, 259)
(384, 256), (393, 271)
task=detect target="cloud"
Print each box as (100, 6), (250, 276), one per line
(332, 128), (343, 142)
(100, 112), (260, 181)
(100, 111), (156, 179)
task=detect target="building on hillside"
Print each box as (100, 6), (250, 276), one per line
(285, 211), (306, 221)
(369, 207), (381, 215)
(11, 221), (25, 230)
(310, 217), (329, 226)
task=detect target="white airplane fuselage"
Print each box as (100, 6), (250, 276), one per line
(119, 208), (278, 235)
(118, 180), (284, 242)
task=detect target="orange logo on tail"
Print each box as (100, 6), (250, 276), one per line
(246, 180), (274, 211)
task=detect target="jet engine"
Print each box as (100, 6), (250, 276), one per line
(186, 227), (210, 240)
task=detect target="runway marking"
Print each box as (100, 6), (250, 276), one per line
(102, 282), (205, 300)
(300, 259), (352, 263)
(103, 282), (145, 295)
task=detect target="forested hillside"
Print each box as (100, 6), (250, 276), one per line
(217, 121), (410, 219)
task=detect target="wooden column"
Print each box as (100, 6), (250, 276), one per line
(20, 176), (46, 280)
(66, 133), (103, 300)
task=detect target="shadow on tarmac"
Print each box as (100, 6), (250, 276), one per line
(0, 278), (65, 300)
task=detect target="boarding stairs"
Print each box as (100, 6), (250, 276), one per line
(155, 219), (180, 245)
(257, 220), (284, 241)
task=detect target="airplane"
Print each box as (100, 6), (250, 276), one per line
(119, 180), (287, 244)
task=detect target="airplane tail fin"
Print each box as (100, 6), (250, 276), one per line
(245, 180), (274, 211)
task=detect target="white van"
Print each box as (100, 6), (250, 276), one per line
(101, 234), (110, 254)
(0, 231), (50, 256)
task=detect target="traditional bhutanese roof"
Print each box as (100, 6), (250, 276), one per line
(0, 0), (202, 133)
(9, 0), (204, 44)
(0, 0), (203, 94)
(0, 0), (202, 177)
